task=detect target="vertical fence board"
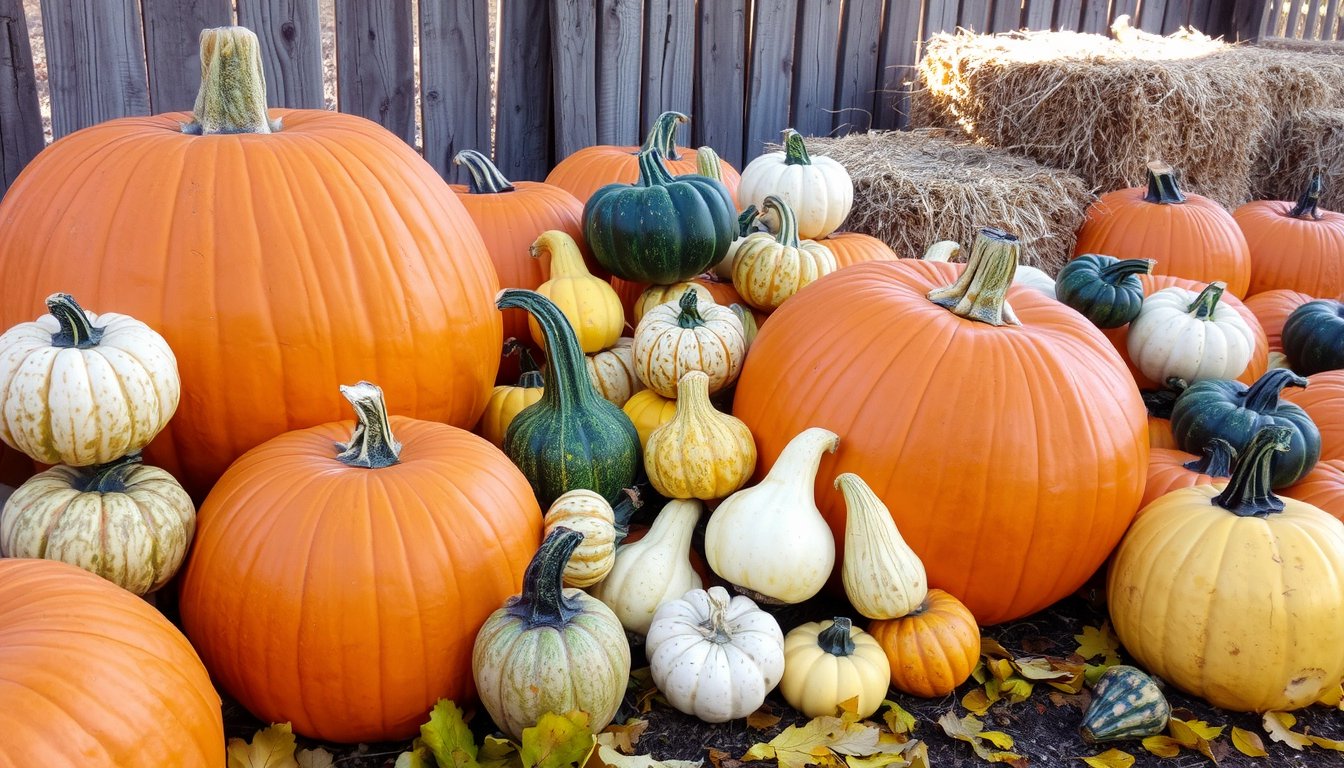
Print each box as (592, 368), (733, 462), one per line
(335, 0), (414, 144)
(1162, 0), (1192, 32)
(1023, 0), (1055, 27)
(924, 0), (960, 34)
(834, 0), (883, 133)
(960, 0), (993, 30)
(746, 0), (798, 158)
(420, 0), (491, 182)
(641, 0), (694, 136)
(40, 0), (149, 137)
(1081, 0), (1112, 31)
(1325, 0), (1341, 39)
(991, 0), (1023, 30)
(497, 0), (552, 178)
(694, 0), (745, 166)
(0, 0), (42, 193)
(1139, 0), (1170, 30)
(1285, 0), (1305, 36)
(1111, 0), (1141, 23)
(876, 0), (923, 128)
(1188, 0), (1213, 32)
(141, 0), (233, 114)
(597, 0), (641, 145)
(236, 0), (323, 109)
(1304, 0), (1323, 35)
(551, 0), (597, 160)
(1055, 0), (1085, 29)
(793, 0), (842, 137)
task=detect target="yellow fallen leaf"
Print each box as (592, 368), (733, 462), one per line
(747, 707), (782, 731)
(295, 748), (333, 768)
(999, 678), (1034, 704)
(1263, 712), (1312, 751)
(987, 659), (1015, 683)
(880, 700), (916, 735)
(1179, 719), (1225, 741)
(1079, 748), (1135, 768)
(520, 711), (597, 768)
(480, 735), (523, 768)
(1012, 658), (1075, 682)
(842, 753), (909, 768)
(590, 744), (703, 768)
(1231, 727), (1267, 758)
(980, 638), (1012, 660)
(422, 699), (480, 768)
(936, 712), (1026, 766)
(1315, 682), (1343, 709)
(1308, 734), (1344, 751)
(961, 688), (994, 717)
(1074, 624), (1121, 666)
(396, 746), (435, 768)
(742, 715), (902, 768)
(226, 723), (299, 768)
(599, 720), (650, 755)
(1166, 719), (1201, 748)
(1140, 735), (1182, 758)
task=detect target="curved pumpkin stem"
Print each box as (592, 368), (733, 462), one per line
(183, 26), (280, 135)
(697, 146), (723, 181)
(335, 381), (403, 468)
(1244, 368), (1309, 413)
(677, 290), (708, 329)
(761, 195), (801, 248)
(1141, 377), (1189, 419)
(926, 228), (1022, 326)
(45, 293), (104, 349)
(454, 149), (516, 194)
(817, 617), (857, 657)
(77, 453), (145, 493)
(611, 485), (644, 534)
(1099, 258), (1155, 283)
(641, 111), (689, 161)
(636, 148), (677, 188)
(1289, 172), (1324, 221)
(736, 205), (760, 238)
(508, 527), (586, 627)
(1185, 282), (1226, 320)
(1213, 426), (1291, 517)
(1183, 438), (1236, 477)
(782, 129), (811, 166)
(497, 289), (600, 413)
(1143, 161), (1186, 205)
(517, 346), (544, 389)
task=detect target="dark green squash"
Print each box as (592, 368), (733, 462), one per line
(497, 289), (639, 507)
(1170, 368), (1320, 488)
(583, 148), (735, 284)
(1079, 665), (1171, 743)
(1282, 299), (1344, 376)
(1055, 255), (1153, 328)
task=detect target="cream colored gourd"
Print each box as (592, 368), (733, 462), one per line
(730, 304), (758, 348)
(732, 196), (837, 312)
(645, 371), (756, 500)
(737, 129), (853, 240)
(586, 337), (644, 406)
(530, 231), (624, 354)
(923, 240), (1056, 299)
(621, 389), (677, 452)
(836, 473), (928, 620)
(0, 454), (195, 595)
(704, 427), (838, 604)
(632, 291), (746, 398)
(633, 282), (715, 326)
(589, 499), (704, 635)
(645, 585), (785, 723)
(0, 293), (180, 466)
(542, 490), (617, 588)
(1128, 282), (1255, 385)
(780, 617), (891, 719)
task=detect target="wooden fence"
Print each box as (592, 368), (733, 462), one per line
(0, 0), (1299, 198)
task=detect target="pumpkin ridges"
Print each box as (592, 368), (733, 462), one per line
(1282, 370), (1344, 461)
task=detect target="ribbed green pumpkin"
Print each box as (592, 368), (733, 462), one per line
(1079, 665), (1171, 743)
(1170, 368), (1320, 488)
(1055, 255), (1153, 328)
(497, 289), (639, 507)
(583, 148), (735, 284)
(1282, 299), (1344, 376)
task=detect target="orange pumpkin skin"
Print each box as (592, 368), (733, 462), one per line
(1244, 289), (1315, 354)
(179, 416), (541, 742)
(1141, 447), (1232, 509)
(732, 259), (1148, 624)
(547, 146), (740, 205)
(1283, 459), (1344, 522)
(1283, 370), (1344, 462)
(0, 558), (223, 766)
(1234, 198), (1344, 298)
(1149, 417), (1178, 450)
(818, 232), (899, 268)
(0, 110), (501, 499)
(867, 590), (980, 698)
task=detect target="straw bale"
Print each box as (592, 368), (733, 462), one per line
(1254, 108), (1344, 210)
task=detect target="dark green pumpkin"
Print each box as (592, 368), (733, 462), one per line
(1169, 368), (1320, 488)
(1055, 255), (1153, 328)
(1079, 665), (1170, 744)
(583, 148), (735, 284)
(497, 289), (639, 507)
(1282, 299), (1344, 376)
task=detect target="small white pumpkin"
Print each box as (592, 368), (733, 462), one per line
(737, 129), (853, 240)
(923, 240), (1056, 299)
(586, 337), (645, 406)
(632, 291), (746, 398)
(589, 498), (704, 635)
(732, 196), (838, 312)
(542, 489), (617, 588)
(645, 585), (785, 723)
(1128, 281), (1256, 385)
(0, 294), (180, 466)
(780, 617), (891, 719)
(836, 473), (927, 620)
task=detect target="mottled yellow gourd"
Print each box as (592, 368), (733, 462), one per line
(633, 282), (714, 326)
(530, 231), (624, 354)
(542, 489), (617, 588)
(836, 473), (928, 620)
(586, 337), (644, 406)
(622, 390), (677, 452)
(732, 195), (836, 312)
(645, 371), (756, 500)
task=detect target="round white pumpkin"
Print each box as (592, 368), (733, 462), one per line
(542, 489), (617, 588)
(737, 130), (853, 240)
(1128, 282), (1255, 385)
(632, 292), (746, 398)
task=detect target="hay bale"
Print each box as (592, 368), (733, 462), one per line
(784, 129), (1092, 274)
(1255, 108), (1344, 209)
(1259, 37), (1344, 56)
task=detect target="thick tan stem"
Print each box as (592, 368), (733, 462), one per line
(185, 26), (280, 135)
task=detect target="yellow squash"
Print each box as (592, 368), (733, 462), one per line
(622, 390), (677, 453)
(632, 291), (746, 398)
(644, 371), (756, 500)
(780, 617), (890, 719)
(836, 473), (927, 620)
(586, 337), (644, 406)
(732, 195), (837, 312)
(530, 230), (624, 354)
(477, 343), (545, 448)
(542, 489), (617, 588)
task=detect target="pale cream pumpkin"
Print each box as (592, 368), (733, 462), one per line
(633, 282), (714, 326)
(589, 498), (704, 635)
(586, 337), (644, 406)
(542, 489), (617, 588)
(632, 291), (746, 398)
(780, 617), (891, 719)
(645, 371), (756, 500)
(730, 304), (758, 348)
(732, 195), (837, 312)
(530, 230), (624, 354)
(836, 473), (927, 620)
(737, 129), (853, 240)
(1127, 281), (1255, 385)
(622, 389), (678, 452)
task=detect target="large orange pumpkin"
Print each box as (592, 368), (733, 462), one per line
(819, 232), (899, 268)
(1075, 162), (1251, 297)
(1234, 174), (1344, 298)
(0, 558), (223, 766)
(1244, 288), (1315, 354)
(733, 229), (1148, 624)
(179, 382), (541, 742)
(1283, 370), (1344, 462)
(1283, 458), (1344, 522)
(0, 27), (500, 499)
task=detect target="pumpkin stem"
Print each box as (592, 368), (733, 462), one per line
(926, 228), (1022, 326)
(454, 149), (516, 194)
(816, 617), (857, 657)
(183, 26), (280, 135)
(736, 205), (760, 238)
(334, 382), (403, 468)
(761, 195), (801, 248)
(611, 485), (644, 531)
(676, 290), (708, 329)
(45, 293), (105, 349)
(1141, 377), (1189, 419)
(635, 147), (677, 188)
(497, 289), (600, 413)
(701, 588), (735, 644)
(1243, 368), (1309, 413)
(1183, 438), (1236, 477)
(1098, 258), (1155, 283)
(517, 345), (544, 389)
(1288, 172), (1323, 220)
(1213, 426), (1291, 517)
(1185, 281), (1226, 321)
(696, 146), (723, 181)
(508, 527), (586, 627)
(77, 453), (145, 494)
(782, 128), (811, 166)
(1142, 161), (1186, 204)
(640, 111), (689, 161)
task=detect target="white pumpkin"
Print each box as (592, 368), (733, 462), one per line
(0, 294), (180, 466)
(0, 455), (195, 595)
(737, 129), (853, 240)
(1128, 282), (1256, 385)
(589, 498), (704, 635)
(542, 489), (617, 588)
(632, 291), (746, 398)
(923, 240), (1055, 299)
(645, 585), (785, 723)
(586, 337), (644, 406)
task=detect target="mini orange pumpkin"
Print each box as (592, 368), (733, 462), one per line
(867, 589), (980, 698)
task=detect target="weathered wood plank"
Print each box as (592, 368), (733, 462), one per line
(1324, 0), (1342, 39)
(420, 0), (491, 182)
(1111, 0), (1141, 24)
(1188, 0), (1213, 34)
(0, 0), (43, 193)
(335, 0), (414, 145)
(694, 0), (746, 166)
(834, 0), (883, 132)
(1081, 0), (1112, 32)
(746, 0), (798, 158)
(1023, 0), (1055, 28)
(141, 0), (233, 114)
(990, 0), (1023, 31)
(1162, 0), (1192, 32)
(924, 0), (960, 35)
(1055, 0), (1085, 30)
(1226, 0), (1266, 39)
(596, 0), (642, 145)
(496, 0), (552, 179)
(642, 0), (694, 137)
(959, 0), (992, 31)
(1138, 0), (1169, 31)
(551, 0), (597, 160)
(236, 0), (323, 109)
(793, 0), (842, 138)
(875, 0), (923, 128)
(1304, 0), (1323, 36)
(40, 0), (150, 137)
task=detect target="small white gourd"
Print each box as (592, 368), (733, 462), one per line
(835, 472), (927, 620)
(588, 498), (704, 635)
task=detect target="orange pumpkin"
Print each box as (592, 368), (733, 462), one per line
(546, 112), (740, 204)
(1075, 162), (1251, 297)
(1244, 288), (1315, 354)
(1141, 441), (1236, 509)
(1234, 175), (1344, 298)
(867, 589), (980, 698)
(179, 382), (541, 742)
(733, 229), (1148, 624)
(1283, 459), (1344, 522)
(818, 232), (899, 268)
(1283, 370), (1344, 462)
(0, 28), (500, 499)
(0, 558), (224, 765)
(1149, 418), (1178, 450)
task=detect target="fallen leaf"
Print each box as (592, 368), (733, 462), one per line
(1083, 664), (1113, 687)
(422, 699), (480, 768)
(880, 700), (916, 736)
(396, 745), (435, 768)
(1079, 748), (1134, 768)
(987, 659), (1016, 683)
(296, 748), (334, 768)
(1315, 682), (1343, 709)
(1012, 657), (1074, 682)
(742, 715), (900, 768)
(936, 712), (1025, 766)
(999, 677), (1034, 704)
(1308, 735), (1344, 751)
(1048, 691), (1091, 712)
(227, 724), (299, 768)
(1179, 719), (1225, 741)
(1263, 712), (1312, 751)
(1140, 736), (1182, 758)
(629, 668), (662, 713)
(480, 736), (522, 768)
(903, 741), (930, 768)
(1074, 624), (1121, 666)
(599, 720), (650, 755)
(961, 688), (994, 717)
(1166, 719), (1201, 749)
(1020, 636), (1053, 655)
(705, 749), (736, 768)
(843, 753), (909, 768)
(1231, 727), (1267, 758)
(520, 711), (597, 768)
(980, 638), (1012, 660)
(590, 744), (702, 768)
(746, 707), (781, 731)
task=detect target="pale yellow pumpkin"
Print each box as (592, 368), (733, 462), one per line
(645, 371), (756, 500)
(632, 291), (746, 398)
(836, 473), (928, 620)
(732, 195), (837, 312)
(477, 345), (544, 448)
(633, 282), (715, 326)
(530, 230), (624, 354)
(622, 390), (677, 452)
(542, 489), (617, 588)
(780, 617), (891, 719)
(586, 337), (644, 406)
